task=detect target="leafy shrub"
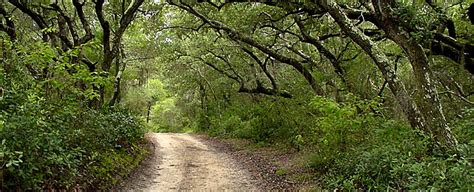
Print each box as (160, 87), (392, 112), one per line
(0, 97), (145, 190)
(204, 97), (310, 146)
(453, 108), (474, 146)
(306, 97), (474, 190)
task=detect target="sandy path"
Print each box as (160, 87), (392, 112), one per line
(120, 133), (258, 191)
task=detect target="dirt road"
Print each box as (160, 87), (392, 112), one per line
(120, 133), (258, 191)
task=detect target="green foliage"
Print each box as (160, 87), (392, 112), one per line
(202, 96), (312, 147)
(304, 98), (474, 190)
(307, 96), (379, 170)
(0, 67), (145, 190)
(0, 16), (148, 189)
(85, 144), (147, 190)
(320, 125), (473, 190)
(453, 108), (474, 145)
(150, 97), (188, 132)
(392, 3), (440, 44)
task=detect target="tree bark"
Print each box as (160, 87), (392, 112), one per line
(146, 101), (152, 124)
(0, 5), (16, 42)
(371, 0), (457, 149)
(320, 1), (458, 150)
(109, 47), (126, 107)
(94, 0), (144, 107)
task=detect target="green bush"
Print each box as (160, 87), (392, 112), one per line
(305, 97), (474, 190)
(204, 97), (309, 146)
(307, 96), (379, 170)
(0, 99), (145, 190)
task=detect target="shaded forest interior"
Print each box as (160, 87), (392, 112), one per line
(1, 0), (473, 190)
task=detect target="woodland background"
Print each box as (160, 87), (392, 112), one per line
(1, 0), (473, 190)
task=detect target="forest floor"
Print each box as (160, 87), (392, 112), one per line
(202, 136), (320, 191)
(117, 133), (259, 191)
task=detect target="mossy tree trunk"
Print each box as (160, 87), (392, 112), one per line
(321, 0), (458, 150)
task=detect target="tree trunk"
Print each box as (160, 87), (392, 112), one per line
(320, 1), (457, 150)
(371, 0), (458, 149)
(108, 70), (122, 107)
(94, 0), (145, 107)
(146, 102), (152, 124)
(199, 83), (210, 129)
(109, 47), (126, 107)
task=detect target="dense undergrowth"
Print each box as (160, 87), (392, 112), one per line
(0, 102), (146, 190)
(0, 79), (146, 190)
(161, 95), (473, 190)
(0, 38), (149, 190)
